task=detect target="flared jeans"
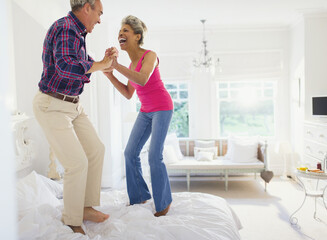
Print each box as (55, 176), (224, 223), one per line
(124, 110), (173, 212)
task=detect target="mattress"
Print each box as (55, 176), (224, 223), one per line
(17, 171), (242, 240)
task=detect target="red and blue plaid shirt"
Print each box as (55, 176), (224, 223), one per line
(38, 11), (94, 96)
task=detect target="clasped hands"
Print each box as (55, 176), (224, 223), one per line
(102, 47), (119, 73)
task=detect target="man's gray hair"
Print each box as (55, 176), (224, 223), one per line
(70, 0), (96, 12)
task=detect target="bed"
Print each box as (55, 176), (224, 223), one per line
(16, 171), (242, 240)
(13, 118), (242, 240)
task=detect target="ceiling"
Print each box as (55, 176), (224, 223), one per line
(103, 0), (327, 29)
(12, 0), (327, 30)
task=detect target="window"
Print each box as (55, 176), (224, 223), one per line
(217, 81), (276, 137)
(136, 82), (189, 137)
(166, 82), (189, 137)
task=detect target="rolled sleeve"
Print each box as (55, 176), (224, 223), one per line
(79, 60), (93, 74)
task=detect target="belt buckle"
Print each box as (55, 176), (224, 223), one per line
(72, 96), (79, 103)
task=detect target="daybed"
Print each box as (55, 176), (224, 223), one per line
(165, 137), (269, 191)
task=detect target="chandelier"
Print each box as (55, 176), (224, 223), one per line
(193, 19), (220, 70)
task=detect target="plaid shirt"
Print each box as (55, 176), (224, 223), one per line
(38, 11), (94, 96)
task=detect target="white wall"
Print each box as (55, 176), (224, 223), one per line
(0, 0), (18, 239)
(304, 14), (327, 121)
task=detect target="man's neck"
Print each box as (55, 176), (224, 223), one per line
(72, 11), (87, 30)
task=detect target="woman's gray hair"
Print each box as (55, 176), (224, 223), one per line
(70, 0), (96, 12)
(122, 15), (147, 46)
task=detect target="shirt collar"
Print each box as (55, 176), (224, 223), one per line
(68, 11), (87, 36)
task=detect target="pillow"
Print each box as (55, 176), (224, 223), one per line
(163, 145), (180, 164)
(194, 146), (218, 159)
(229, 141), (258, 163)
(165, 133), (183, 159)
(194, 140), (215, 148)
(225, 136), (258, 159)
(16, 171), (61, 219)
(196, 151), (214, 161)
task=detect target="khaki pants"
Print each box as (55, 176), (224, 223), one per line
(33, 91), (105, 226)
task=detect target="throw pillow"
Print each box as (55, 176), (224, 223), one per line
(225, 135), (258, 159)
(194, 140), (216, 148)
(196, 151), (214, 161)
(194, 146), (218, 159)
(165, 133), (183, 159)
(163, 145), (180, 164)
(230, 141), (258, 163)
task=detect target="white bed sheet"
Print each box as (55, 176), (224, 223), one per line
(17, 173), (242, 240)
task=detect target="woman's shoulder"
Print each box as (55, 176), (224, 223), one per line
(140, 50), (158, 66)
(144, 50), (157, 58)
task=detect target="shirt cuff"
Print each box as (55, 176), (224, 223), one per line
(79, 60), (93, 74)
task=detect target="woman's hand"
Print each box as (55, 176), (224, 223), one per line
(105, 47), (119, 58)
(105, 47), (119, 68)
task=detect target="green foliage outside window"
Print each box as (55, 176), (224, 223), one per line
(219, 100), (274, 136)
(135, 82), (190, 138)
(218, 81), (275, 137)
(168, 102), (189, 137)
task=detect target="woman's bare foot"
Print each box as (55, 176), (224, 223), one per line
(83, 207), (109, 223)
(154, 203), (171, 217)
(68, 225), (85, 235)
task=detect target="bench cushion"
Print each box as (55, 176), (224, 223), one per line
(166, 156), (264, 170)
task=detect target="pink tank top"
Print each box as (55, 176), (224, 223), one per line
(129, 50), (173, 112)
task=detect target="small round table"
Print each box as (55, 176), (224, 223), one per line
(289, 170), (327, 226)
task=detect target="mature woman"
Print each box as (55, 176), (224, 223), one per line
(104, 15), (173, 216)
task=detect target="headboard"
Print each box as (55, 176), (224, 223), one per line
(12, 113), (34, 178)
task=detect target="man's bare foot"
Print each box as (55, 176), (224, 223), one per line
(154, 203), (171, 217)
(68, 225), (85, 235)
(83, 207), (109, 223)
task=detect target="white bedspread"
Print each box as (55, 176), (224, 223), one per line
(17, 172), (242, 240)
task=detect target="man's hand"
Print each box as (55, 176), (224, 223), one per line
(102, 65), (114, 73)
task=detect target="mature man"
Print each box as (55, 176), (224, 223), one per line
(33, 0), (116, 234)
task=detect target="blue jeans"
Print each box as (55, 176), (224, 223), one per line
(124, 110), (173, 212)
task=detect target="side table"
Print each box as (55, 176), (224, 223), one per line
(289, 170), (327, 226)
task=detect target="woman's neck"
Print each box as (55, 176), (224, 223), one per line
(127, 46), (146, 64)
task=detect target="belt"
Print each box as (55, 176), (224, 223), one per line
(45, 92), (79, 104)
